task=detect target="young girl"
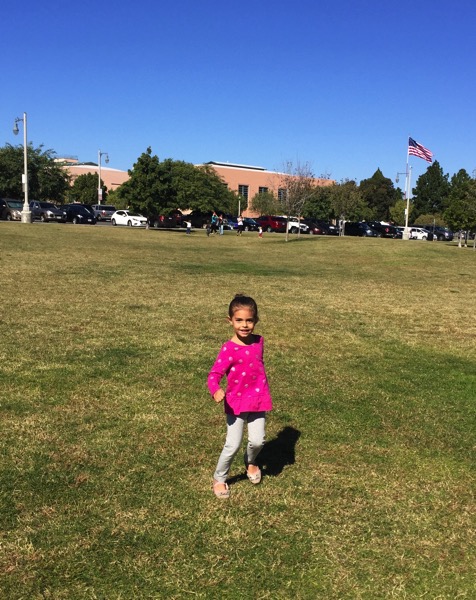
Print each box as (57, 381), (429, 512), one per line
(208, 294), (272, 499)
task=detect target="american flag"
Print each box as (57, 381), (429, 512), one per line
(408, 137), (433, 162)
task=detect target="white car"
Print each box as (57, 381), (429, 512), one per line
(111, 210), (148, 227)
(409, 227), (430, 240)
(286, 217), (309, 234)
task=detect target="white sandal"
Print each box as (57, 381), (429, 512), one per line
(212, 481), (230, 499)
(246, 467), (262, 485)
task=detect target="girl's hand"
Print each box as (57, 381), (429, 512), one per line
(213, 389), (225, 403)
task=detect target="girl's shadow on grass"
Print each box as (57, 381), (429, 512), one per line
(227, 426), (301, 485)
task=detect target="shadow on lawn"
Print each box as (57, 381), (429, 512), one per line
(227, 426), (301, 485)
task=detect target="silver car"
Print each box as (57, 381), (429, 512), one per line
(91, 204), (116, 221)
(0, 198), (23, 221)
(30, 200), (66, 222)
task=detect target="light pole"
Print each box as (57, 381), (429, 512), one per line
(13, 112), (32, 223)
(396, 166), (412, 240)
(98, 149), (109, 205)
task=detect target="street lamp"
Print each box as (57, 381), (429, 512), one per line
(13, 112), (32, 223)
(98, 149), (109, 205)
(395, 166), (412, 240)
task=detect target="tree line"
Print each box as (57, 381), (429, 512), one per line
(1, 143), (475, 234)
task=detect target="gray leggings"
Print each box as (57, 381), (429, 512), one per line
(214, 412), (266, 483)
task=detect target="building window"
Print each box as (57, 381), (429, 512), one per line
(258, 187), (268, 194)
(278, 188), (287, 203)
(238, 184), (249, 209)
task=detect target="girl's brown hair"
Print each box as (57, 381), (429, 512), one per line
(228, 294), (259, 322)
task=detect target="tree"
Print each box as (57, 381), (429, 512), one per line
(279, 161), (318, 241)
(0, 143), (70, 202)
(413, 213), (447, 227)
(329, 179), (370, 222)
(389, 199), (413, 225)
(106, 188), (127, 210)
(250, 190), (279, 216)
(411, 161), (450, 218)
(302, 185), (333, 221)
(190, 164), (238, 213)
(359, 169), (399, 220)
(115, 148), (236, 216)
(444, 169), (476, 248)
(68, 173), (106, 204)
(115, 148), (164, 214)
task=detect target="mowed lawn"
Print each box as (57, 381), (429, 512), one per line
(0, 223), (475, 599)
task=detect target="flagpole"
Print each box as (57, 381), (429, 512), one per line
(403, 141), (411, 240)
(403, 137), (433, 239)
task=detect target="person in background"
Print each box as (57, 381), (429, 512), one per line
(211, 211), (218, 235)
(236, 215), (244, 236)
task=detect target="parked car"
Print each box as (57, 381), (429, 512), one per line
(256, 215), (287, 233)
(181, 210), (214, 229)
(286, 217), (310, 234)
(90, 204), (116, 221)
(409, 227), (433, 240)
(242, 217), (259, 231)
(111, 210), (147, 227)
(0, 198), (23, 221)
(30, 200), (66, 222)
(147, 210), (182, 228)
(224, 214), (239, 230)
(344, 222), (379, 237)
(367, 221), (401, 238)
(223, 215), (259, 232)
(422, 225), (454, 241)
(317, 220), (339, 235)
(302, 220), (328, 235)
(62, 204), (97, 224)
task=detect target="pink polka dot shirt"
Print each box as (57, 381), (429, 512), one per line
(207, 335), (273, 416)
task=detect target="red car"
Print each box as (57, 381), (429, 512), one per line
(256, 215), (287, 233)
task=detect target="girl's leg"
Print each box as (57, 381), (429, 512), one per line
(213, 414), (246, 483)
(245, 412), (266, 466)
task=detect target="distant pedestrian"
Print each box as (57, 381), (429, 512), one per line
(211, 211), (218, 235)
(258, 226), (263, 239)
(185, 220), (192, 235)
(237, 215), (244, 236)
(339, 217), (345, 236)
(218, 214), (224, 235)
(206, 221), (211, 236)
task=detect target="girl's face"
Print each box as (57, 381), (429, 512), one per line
(228, 307), (257, 342)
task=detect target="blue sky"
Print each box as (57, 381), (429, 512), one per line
(3, 0), (476, 187)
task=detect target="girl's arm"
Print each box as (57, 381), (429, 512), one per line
(207, 347), (229, 399)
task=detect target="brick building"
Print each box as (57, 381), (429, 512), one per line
(59, 158), (129, 193)
(59, 157), (333, 215)
(203, 161), (334, 217)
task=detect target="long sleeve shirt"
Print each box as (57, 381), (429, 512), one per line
(207, 335), (273, 415)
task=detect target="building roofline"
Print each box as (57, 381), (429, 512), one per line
(65, 164), (127, 173)
(205, 161), (267, 172)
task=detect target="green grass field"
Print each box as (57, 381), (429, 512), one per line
(1, 223), (475, 599)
